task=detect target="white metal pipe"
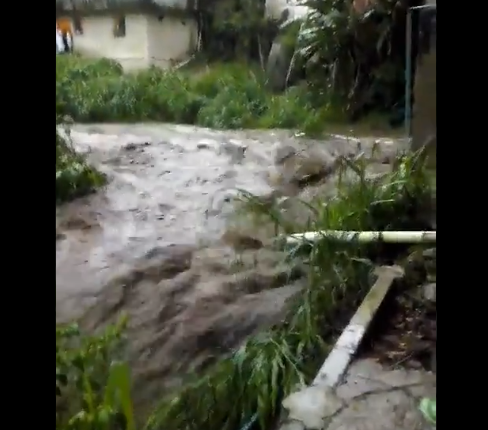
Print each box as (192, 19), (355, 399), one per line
(285, 230), (436, 245)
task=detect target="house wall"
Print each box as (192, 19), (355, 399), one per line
(70, 14), (149, 70)
(146, 14), (198, 69)
(62, 12), (197, 71)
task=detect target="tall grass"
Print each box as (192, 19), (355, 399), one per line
(56, 56), (333, 134)
(56, 149), (433, 430)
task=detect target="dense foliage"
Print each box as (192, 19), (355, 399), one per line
(199, 0), (277, 63)
(56, 55), (339, 133)
(290, 0), (422, 121)
(56, 317), (135, 430)
(202, 0), (425, 123)
(56, 120), (105, 204)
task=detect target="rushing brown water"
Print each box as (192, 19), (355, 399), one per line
(55, 123), (406, 407)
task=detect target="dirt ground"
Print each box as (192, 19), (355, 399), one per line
(358, 248), (437, 372)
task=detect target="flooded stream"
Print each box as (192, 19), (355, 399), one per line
(56, 123), (406, 407)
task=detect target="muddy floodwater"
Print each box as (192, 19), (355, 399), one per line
(56, 123), (406, 408)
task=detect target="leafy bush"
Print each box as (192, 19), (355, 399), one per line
(56, 317), (135, 430)
(295, 0), (411, 119)
(56, 120), (105, 204)
(56, 56), (327, 132)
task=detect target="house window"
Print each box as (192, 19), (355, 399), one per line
(113, 16), (126, 38)
(73, 15), (83, 35)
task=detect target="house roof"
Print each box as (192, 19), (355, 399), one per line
(56, 0), (196, 14)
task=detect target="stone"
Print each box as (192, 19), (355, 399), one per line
(422, 283), (436, 302)
(277, 359), (436, 430)
(274, 144), (297, 165)
(407, 379), (436, 399)
(328, 390), (427, 430)
(332, 360), (435, 430)
(280, 421), (306, 430)
(282, 386), (344, 430)
(219, 141), (247, 163)
(335, 360), (387, 399)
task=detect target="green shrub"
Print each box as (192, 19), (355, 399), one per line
(298, 0), (409, 118)
(56, 317), (135, 430)
(55, 56), (326, 131)
(56, 120), (105, 204)
(257, 87), (326, 135)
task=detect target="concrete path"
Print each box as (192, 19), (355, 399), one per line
(281, 359), (436, 430)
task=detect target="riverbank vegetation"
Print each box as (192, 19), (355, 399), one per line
(56, 120), (105, 204)
(56, 55), (339, 134)
(56, 149), (434, 430)
(57, 0), (423, 131)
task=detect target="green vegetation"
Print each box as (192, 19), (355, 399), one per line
(56, 121), (105, 204)
(420, 397), (436, 427)
(56, 317), (136, 430)
(196, 0), (411, 120)
(295, 0), (413, 120)
(56, 0), (432, 424)
(56, 55), (342, 134)
(56, 150), (433, 430)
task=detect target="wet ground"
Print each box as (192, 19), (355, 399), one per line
(359, 248), (437, 372)
(56, 123), (408, 406)
(279, 260), (436, 430)
(280, 358), (435, 430)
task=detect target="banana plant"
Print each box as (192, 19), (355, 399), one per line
(281, 0), (406, 116)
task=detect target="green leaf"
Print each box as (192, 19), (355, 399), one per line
(104, 360), (136, 430)
(419, 398), (436, 425)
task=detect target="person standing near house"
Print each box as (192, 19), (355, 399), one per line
(56, 24), (65, 53)
(56, 19), (73, 53)
(64, 31), (73, 52)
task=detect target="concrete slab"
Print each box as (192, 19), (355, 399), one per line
(280, 359), (436, 430)
(278, 265), (435, 430)
(313, 265), (403, 387)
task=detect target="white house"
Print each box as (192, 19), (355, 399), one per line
(56, 0), (199, 70)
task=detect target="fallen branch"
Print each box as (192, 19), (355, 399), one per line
(285, 230), (436, 245)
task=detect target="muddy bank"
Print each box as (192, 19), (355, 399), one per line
(56, 123), (407, 407)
